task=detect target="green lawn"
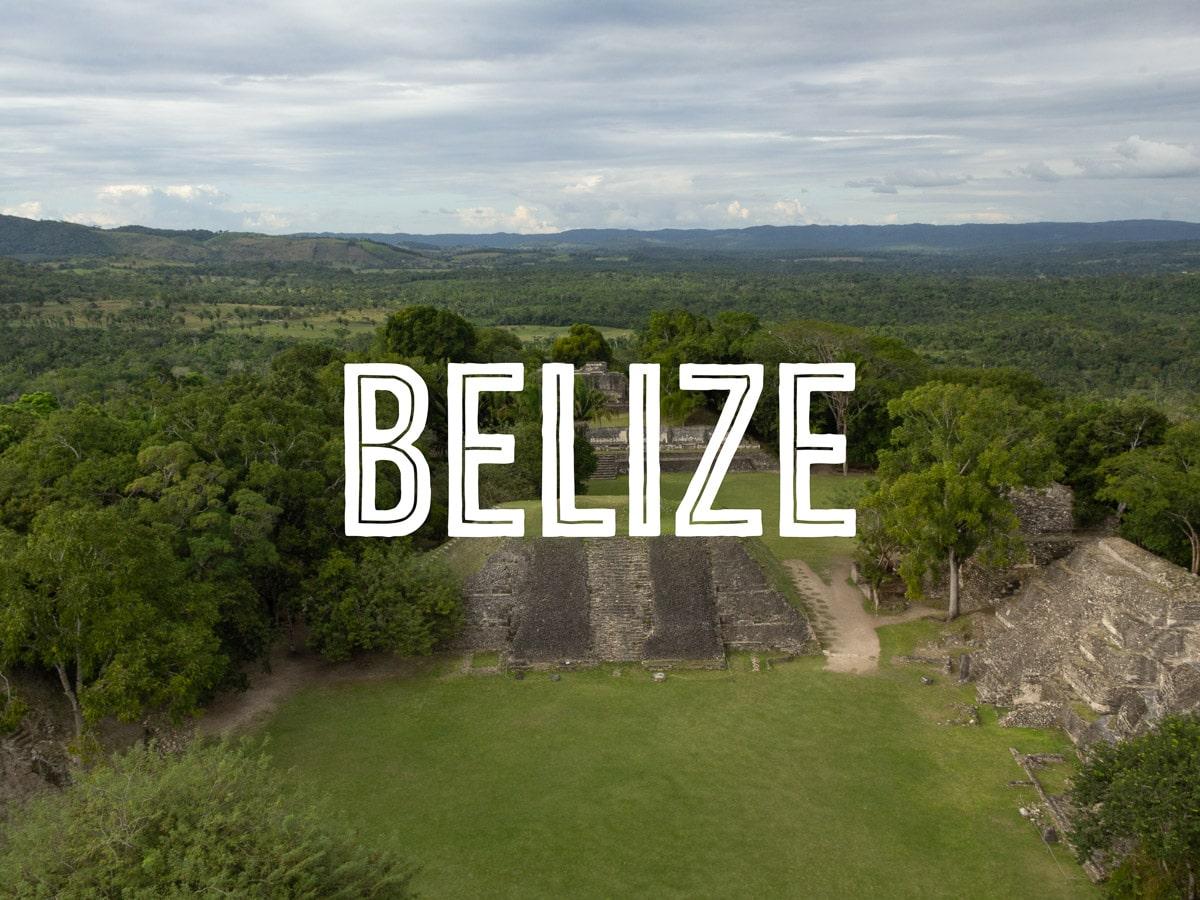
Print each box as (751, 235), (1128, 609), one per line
(279, 470), (1096, 897)
(265, 628), (1093, 898)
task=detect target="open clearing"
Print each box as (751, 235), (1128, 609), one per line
(264, 629), (1092, 898)
(252, 473), (1093, 898)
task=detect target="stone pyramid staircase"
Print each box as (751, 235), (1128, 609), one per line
(451, 543), (525, 651)
(591, 454), (624, 479)
(585, 538), (653, 660)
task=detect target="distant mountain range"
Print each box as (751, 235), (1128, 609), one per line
(2, 212), (1200, 264)
(316, 220), (1200, 252)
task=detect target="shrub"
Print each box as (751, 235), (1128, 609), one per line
(1069, 714), (1200, 899)
(0, 740), (413, 898)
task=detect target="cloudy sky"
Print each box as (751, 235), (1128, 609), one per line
(2, 1), (1198, 234)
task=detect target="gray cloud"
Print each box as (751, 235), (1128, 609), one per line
(846, 169), (972, 193)
(1016, 161), (1064, 183)
(0, 1), (1198, 231)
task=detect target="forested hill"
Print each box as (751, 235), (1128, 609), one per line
(4, 213), (1200, 270)
(0, 215), (426, 267)
(322, 219), (1200, 252)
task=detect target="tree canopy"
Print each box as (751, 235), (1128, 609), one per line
(1100, 420), (1200, 574)
(377, 305), (477, 363)
(550, 323), (612, 366)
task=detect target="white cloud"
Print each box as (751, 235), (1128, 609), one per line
(862, 181), (898, 195)
(2, 3), (1199, 227)
(888, 169), (973, 188)
(64, 209), (123, 227)
(65, 183), (291, 232)
(1076, 135), (1200, 179)
(726, 200), (750, 220)
(163, 183), (225, 201)
(562, 174), (604, 194)
(97, 184), (155, 200)
(1, 200), (44, 218)
(945, 209), (1016, 223)
(242, 209), (294, 231)
(455, 204), (558, 234)
(770, 198), (813, 223)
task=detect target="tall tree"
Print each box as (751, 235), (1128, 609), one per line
(853, 486), (903, 612)
(753, 320), (925, 473)
(1100, 419), (1200, 574)
(0, 505), (225, 742)
(1053, 397), (1169, 524)
(302, 541), (461, 661)
(868, 382), (1059, 618)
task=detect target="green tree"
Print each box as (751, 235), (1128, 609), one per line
(0, 392), (58, 455)
(869, 382), (1060, 618)
(302, 542), (461, 661)
(377, 305), (476, 363)
(128, 441), (282, 664)
(1054, 398), (1169, 525)
(573, 377), (608, 422)
(751, 320), (925, 472)
(0, 402), (142, 532)
(473, 326), (525, 363)
(0, 740), (414, 897)
(853, 485), (902, 611)
(0, 505), (225, 742)
(551, 323), (613, 366)
(0, 529), (26, 734)
(1068, 714), (1200, 899)
(1100, 420), (1200, 574)
(932, 366), (1058, 408)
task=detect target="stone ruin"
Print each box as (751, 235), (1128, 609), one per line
(577, 361), (628, 411)
(587, 424), (777, 479)
(974, 536), (1200, 745)
(1010, 482), (1075, 535)
(904, 482), (1200, 747)
(575, 361), (777, 477)
(948, 483), (1081, 615)
(453, 536), (812, 667)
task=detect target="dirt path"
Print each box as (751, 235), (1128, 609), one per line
(787, 558), (937, 674)
(197, 651), (439, 737)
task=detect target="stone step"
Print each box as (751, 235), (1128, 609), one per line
(592, 455), (625, 479)
(585, 538), (653, 661)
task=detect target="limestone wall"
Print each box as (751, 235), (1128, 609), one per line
(509, 540), (591, 664)
(643, 538), (724, 662)
(1011, 483), (1074, 534)
(709, 538), (811, 653)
